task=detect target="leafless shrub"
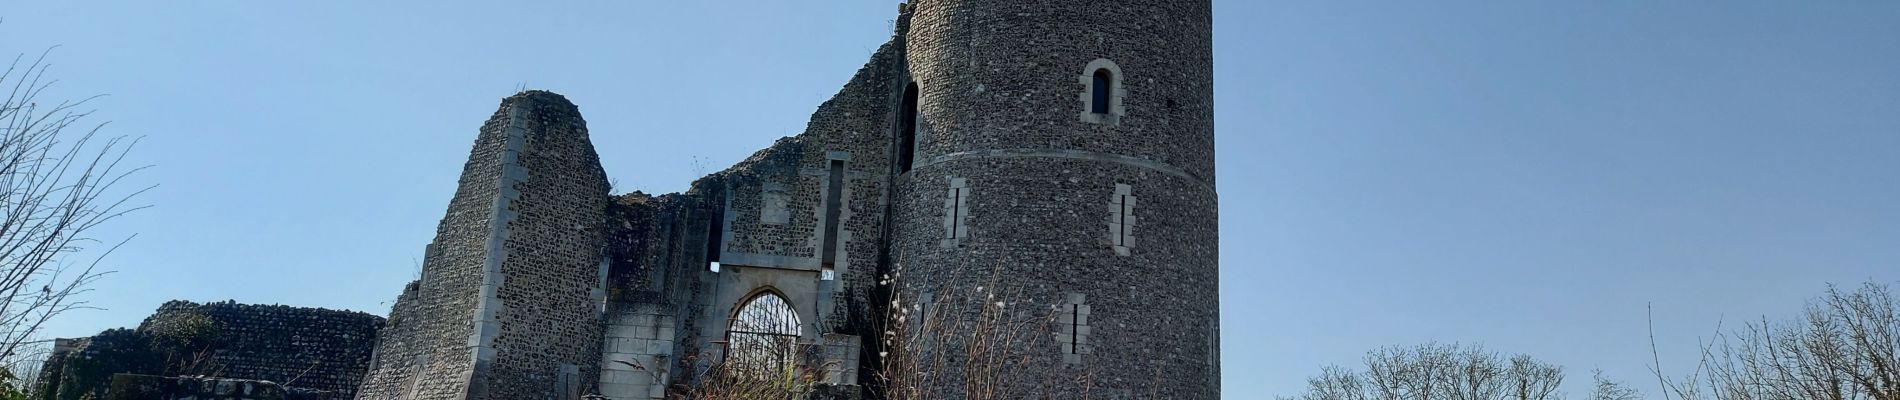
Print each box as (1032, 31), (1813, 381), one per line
(0, 45), (149, 384)
(874, 262), (1099, 399)
(1285, 342), (1574, 400)
(1590, 369), (1642, 400)
(667, 259), (1145, 399)
(669, 349), (825, 400)
(1653, 281), (1900, 400)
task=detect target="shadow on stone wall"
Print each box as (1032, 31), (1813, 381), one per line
(35, 300), (383, 400)
(105, 374), (336, 400)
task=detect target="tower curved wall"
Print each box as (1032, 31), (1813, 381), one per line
(890, 0), (1219, 397)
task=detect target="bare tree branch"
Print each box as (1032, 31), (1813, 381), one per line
(0, 45), (149, 386)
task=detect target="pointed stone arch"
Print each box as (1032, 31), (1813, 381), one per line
(724, 288), (803, 376)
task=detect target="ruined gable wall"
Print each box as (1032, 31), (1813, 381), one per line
(356, 91), (611, 400)
(354, 94), (515, 400)
(481, 92), (612, 400)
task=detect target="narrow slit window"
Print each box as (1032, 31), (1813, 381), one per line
(1068, 304), (1081, 353)
(820, 160), (846, 279)
(948, 188), (962, 238)
(943, 177), (971, 245)
(706, 192), (727, 267)
(1091, 69), (1113, 114)
(1057, 293), (1090, 364)
(898, 83), (920, 173)
(1109, 184), (1135, 256)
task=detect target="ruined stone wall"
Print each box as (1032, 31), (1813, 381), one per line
(889, 0), (1220, 398)
(356, 91), (611, 400)
(354, 92), (513, 399)
(106, 374), (298, 400)
(600, 187), (724, 391)
(668, 35), (908, 397)
(141, 301), (383, 397)
(587, 31), (911, 398)
(482, 91), (612, 400)
(351, 2), (1220, 398)
(704, 34), (904, 332)
(34, 301), (384, 400)
(595, 303), (676, 399)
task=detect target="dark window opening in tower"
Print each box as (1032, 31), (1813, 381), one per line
(898, 83), (920, 173)
(1091, 69), (1113, 114)
(946, 180), (970, 240)
(1115, 194), (1132, 246)
(725, 291), (801, 377)
(706, 192), (726, 271)
(1069, 304), (1081, 354)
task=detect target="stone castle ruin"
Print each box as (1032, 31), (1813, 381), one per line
(37, 1), (1218, 399)
(37, 301), (385, 400)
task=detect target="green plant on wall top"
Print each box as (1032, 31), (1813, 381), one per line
(0, 368), (27, 400)
(144, 311), (218, 350)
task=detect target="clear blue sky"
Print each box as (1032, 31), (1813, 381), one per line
(7, 1), (1899, 398)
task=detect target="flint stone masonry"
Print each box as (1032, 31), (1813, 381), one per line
(892, 0), (1219, 397)
(0, 4), (1226, 399)
(34, 301), (383, 400)
(355, 91), (610, 400)
(143, 301), (382, 397)
(353, 0), (1217, 398)
(106, 374), (304, 400)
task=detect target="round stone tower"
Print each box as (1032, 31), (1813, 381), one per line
(889, 0), (1218, 398)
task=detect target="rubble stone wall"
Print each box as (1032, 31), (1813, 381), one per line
(353, 91), (517, 399)
(355, 91), (611, 400)
(141, 301), (383, 397)
(482, 90), (613, 400)
(34, 301), (383, 400)
(106, 374), (290, 400)
(889, 0), (1221, 397)
(355, 1), (1220, 398)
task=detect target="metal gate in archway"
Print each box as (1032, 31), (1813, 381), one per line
(723, 291), (802, 376)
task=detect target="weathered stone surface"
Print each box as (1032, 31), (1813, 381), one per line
(105, 374), (293, 400)
(36, 301), (383, 400)
(892, 0), (1221, 397)
(354, 91), (611, 400)
(31, 2), (1222, 399)
(353, 1), (1219, 398)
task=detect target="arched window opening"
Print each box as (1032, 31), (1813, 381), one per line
(898, 83), (920, 173)
(1079, 59), (1123, 124)
(725, 291), (802, 376)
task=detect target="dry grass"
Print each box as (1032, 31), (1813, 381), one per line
(669, 261), (1111, 399)
(872, 262), (1104, 400)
